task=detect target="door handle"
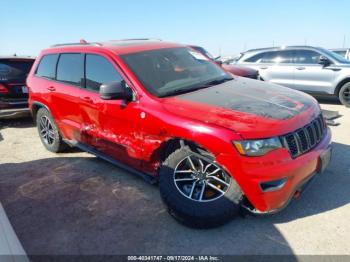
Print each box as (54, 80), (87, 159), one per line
(82, 96), (93, 103)
(296, 67), (306, 70)
(259, 66), (268, 70)
(47, 86), (56, 91)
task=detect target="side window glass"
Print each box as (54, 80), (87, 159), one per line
(36, 54), (59, 79)
(273, 50), (295, 64)
(56, 54), (84, 86)
(245, 52), (265, 63)
(261, 51), (278, 63)
(295, 50), (321, 64)
(85, 54), (123, 92)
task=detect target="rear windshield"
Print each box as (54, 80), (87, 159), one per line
(0, 59), (34, 82)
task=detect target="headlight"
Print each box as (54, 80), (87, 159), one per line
(233, 137), (282, 156)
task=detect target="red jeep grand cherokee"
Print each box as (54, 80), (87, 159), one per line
(27, 40), (332, 228)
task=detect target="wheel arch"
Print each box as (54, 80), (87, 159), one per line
(31, 101), (52, 124)
(335, 77), (350, 96)
(158, 137), (215, 163)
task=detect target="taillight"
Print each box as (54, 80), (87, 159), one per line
(0, 83), (8, 94)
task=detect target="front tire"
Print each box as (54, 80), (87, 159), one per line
(339, 82), (350, 107)
(159, 147), (243, 228)
(36, 108), (68, 152)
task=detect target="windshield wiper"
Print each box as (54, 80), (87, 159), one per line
(202, 76), (233, 87)
(160, 86), (206, 97)
(160, 77), (233, 98)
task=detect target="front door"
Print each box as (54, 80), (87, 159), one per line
(293, 50), (335, 93)
(79, 53), (143, 169)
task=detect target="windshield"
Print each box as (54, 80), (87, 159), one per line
(332, 50), (347, 57)
(0, 59), (34, 82)
(319, 48), (350, 64)
(121, 47), (232, 97)
(190, 46), (215, 60)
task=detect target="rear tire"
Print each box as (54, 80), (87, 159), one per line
(36, 108), (68, 153)
(159, 146), (242, 228)
(339, 82), (350, 107)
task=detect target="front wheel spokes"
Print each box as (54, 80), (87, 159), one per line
(208, 175), (230, 187)
(207, 182), (225, 195)
(188, 180), (198, 198)
(173, 155), (231, 202)
(187, 156), (196, 171)
(175, 178), (197, 182)
(198, 182), (206, 201)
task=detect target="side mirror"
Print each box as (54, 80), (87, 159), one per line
(100, 81), (133, 101)
(318, 56), (331, 66)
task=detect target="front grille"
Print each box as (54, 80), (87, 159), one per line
(282, 115), (326, 158)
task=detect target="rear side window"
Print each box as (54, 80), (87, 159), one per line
(244, 52), (265, 63)
(85, 54), (123, 91)
(56, 54), (84, 86)
(245, 51), (295, 64)
(36, 54), (58, 79)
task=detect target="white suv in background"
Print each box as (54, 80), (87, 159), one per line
(235, 46), (350, 107)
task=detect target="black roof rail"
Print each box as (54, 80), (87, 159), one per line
(51, 39), (102, 47)
(110, 38), (162, 42)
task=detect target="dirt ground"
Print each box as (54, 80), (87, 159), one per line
(0, 97), (349, 256)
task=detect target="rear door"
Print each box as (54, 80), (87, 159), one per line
(241, 50), (296, 88)
(51, 53), (85, 140)
(79, 53), (143, 168)
(293, 49), (335, 93)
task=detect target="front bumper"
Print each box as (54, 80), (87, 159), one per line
(218, 127), (332, 213)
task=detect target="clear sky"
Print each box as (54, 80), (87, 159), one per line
(1, 0), (349, 57)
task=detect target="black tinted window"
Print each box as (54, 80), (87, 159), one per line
(295, 50), (321, 64)
(56, 54), (84, 86)
(36, 54), (58, 79)
(0, 60), (33, 82)
(85, 55), (123, 91)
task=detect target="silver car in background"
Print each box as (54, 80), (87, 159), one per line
(235, 46), (350, 106)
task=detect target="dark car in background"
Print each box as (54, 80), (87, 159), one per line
(189, 45), (260, 79)
(0, 56), (35, 118)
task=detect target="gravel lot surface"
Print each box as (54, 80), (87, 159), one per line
(0, 97), (349, 256)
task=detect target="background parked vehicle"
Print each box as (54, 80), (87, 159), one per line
(0, 56), (34, 118)
(189, 45), (260, 79)
(27, 40), (331, 228)
(330, 48), (350, 60)
(236, 46), (350, 107)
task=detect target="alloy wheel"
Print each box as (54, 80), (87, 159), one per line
(39, 116), (55, 145)
(343, 87), (350, 102)
(173, 155), (231, 202)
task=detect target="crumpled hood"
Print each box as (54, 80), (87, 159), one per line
(161, 77), (320, 139)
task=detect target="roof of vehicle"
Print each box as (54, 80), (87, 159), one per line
(0, 55), (35, 60)
(243, 45), (324, 54)
(45, 39), (185, 55)
(329, 48), (349, 51)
